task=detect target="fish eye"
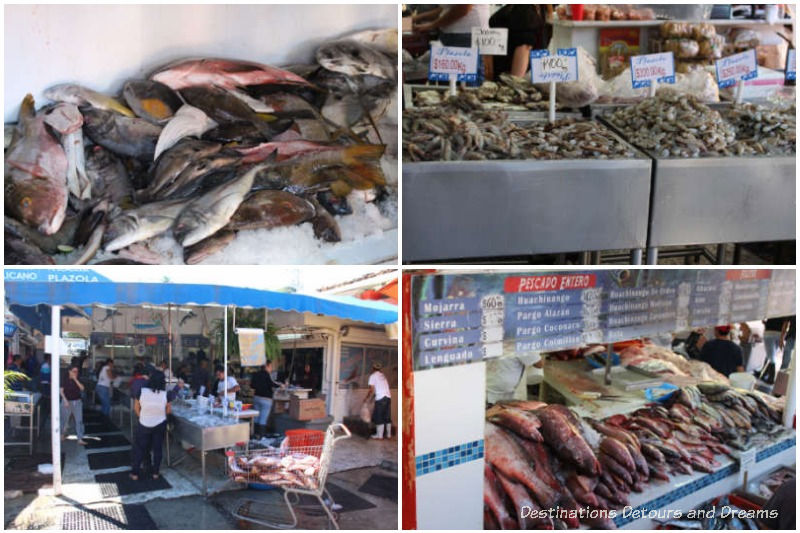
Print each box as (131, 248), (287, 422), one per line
(20, 197), (32, 209)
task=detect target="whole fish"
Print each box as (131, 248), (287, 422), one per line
(599, 437), (636, 473)
(494, 470), (550, 529)
(316, 39), (395, 80)
(484, 465), (517, 530)
(43, 103), (91, 200)
(226, 190), (315, 231)
(82, 108), (162, 160)
(487, 407), (543, 442)
(149, 139), (222, 194)
(150, 58), (313, 91)
(43, 83), (134, 117)
(122, 79), (183, 124)
(4, 215), (79, 255)
(592, 421), (640, 450)
(599, 452), (633, 486)
(172, 163), (259, 247)
(154, 105), (218, 161)
(103, 198), (189, 251)
(625, 442), (650, 479)
(203, 121), (264, 143)
(180, 85), (283, 138)
(5, 232), (55, 264)
(484, 422), (560, 509)
(154, 152), (240, 200)
(5, 94), (68, 234)
(236, 140), (342, 163)
(85, 145), (133, 204)
(536, 406), (601, 476)
(184, 230), (236, 264)
(565, 474), (600, 508)
(309, 197), (341, 242)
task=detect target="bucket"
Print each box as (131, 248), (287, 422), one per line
(730, 372), (756, 391)
(570, 4), (585, 21)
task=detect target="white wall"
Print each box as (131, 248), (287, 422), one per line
(4, 4), (397, 122)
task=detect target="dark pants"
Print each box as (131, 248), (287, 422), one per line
(132, 421), (166, 476)
(372, 397), (392, 425)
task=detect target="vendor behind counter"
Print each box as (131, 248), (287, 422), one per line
(486, 352), (542, 404)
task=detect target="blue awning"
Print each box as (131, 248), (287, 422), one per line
(4, 281), (398, 325)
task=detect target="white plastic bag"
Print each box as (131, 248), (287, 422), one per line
(360, 400), (372, 423)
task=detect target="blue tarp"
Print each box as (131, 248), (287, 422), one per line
(4, 281), (398, 325)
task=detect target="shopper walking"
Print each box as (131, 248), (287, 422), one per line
(366, 362), (392, 439)
(60, 365), (87, 445)
(251, 360), (279, 436)
(131, 371), (171, 480)
(96, 359), (115, 416)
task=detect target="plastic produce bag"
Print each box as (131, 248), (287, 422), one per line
(598, 68), (719, 103)
(360, 399), (373, 423)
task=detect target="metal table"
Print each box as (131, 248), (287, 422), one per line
(4, 392), (42, 455)
(403, 145), (652, 262)
(170, 407), (250, 496)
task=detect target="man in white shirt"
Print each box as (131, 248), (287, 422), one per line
(366, 362), (392, 439)
(96, 359), (115, 416)
(486, 352), (542, 404)
(215, 365), (240, 403)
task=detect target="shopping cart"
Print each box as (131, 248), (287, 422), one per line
(229, 423), (351, 529)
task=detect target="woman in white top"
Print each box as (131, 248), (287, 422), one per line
(131, 371), (171, 480)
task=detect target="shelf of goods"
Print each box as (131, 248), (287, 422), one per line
(402, 121), (651, 263)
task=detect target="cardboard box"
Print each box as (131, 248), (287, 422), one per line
(273, 399), (289, 414)
(773, 369), (789, 396)
(289, 397), (326, 421)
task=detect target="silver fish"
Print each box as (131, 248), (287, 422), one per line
(153, 105), (218, 161)
(43, 103), (91, 200)
(316, 39), (395, 80)
(172, 164), (259, 247)
(82, 108), (163, 160)
(150, 139), (222, 195)
(103, 198), (188, 252)
(43, 83), (134, 117)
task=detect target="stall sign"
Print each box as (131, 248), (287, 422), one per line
(738, 447), (756, 474)
(629, 52), (675, 88)
(530, 48), (579, 83)
(715, 49), (758, 88)
(4, 268), (110, 283)
(428, 45), (478, 82)
(786, 49), (796, 81)
(471, 27), (508, 55)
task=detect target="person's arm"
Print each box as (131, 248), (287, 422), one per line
(412, 6), (442, 24)
(415, 5), (472, 32)
(73, 376), (85, 391)
(134, 398), (141, 417)
(165, 401), (172, 415)
(60, 387), (68, 404)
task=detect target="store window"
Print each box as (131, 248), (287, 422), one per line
(340, 344), (397, 388)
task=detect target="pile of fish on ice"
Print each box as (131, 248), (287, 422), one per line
(5, 28), (397, 265)
(484, 383), (786, 529)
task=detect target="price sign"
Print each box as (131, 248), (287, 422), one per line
(739, 447), (757, 473)
(786, 49), (796, 81)
(471, 27), (508, 55)
(630, 52), (676, 89)
(530, 48), (579, 83)
(481, 342), (503, 359)
(429, 44), (479, 82)
(716, 50), (758, 88)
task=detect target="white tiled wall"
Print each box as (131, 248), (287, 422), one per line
(414, 362), (485, 529)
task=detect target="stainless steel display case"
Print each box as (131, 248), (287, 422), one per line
(171, 410), (249, 496)
(4, 392), (41, 455)
(598, 114), (796, 264)
(403, 128), (652, 262)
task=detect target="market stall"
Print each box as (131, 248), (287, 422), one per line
(401, 5), (795, 264)
(3, 269), (398, 496)
(5, 4), (398, 265)
(402, 269), (796, 530)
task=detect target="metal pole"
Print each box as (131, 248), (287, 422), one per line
(604, 343), (613, 386)
(223, 306), (228, 417)
(631, 249), (643, 265)
(715, 244), (726, 265)
(783, 345), (796, 428)
(168, 304), (173, 378)
(646, 247), (658, 265)
(51, 305), (62, 495)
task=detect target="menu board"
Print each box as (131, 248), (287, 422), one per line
(411, 270), (795, 370)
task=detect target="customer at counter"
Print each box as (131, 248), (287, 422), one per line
(251, 360), (279, 435)
(131, 371), (170, 481)
(697, 325), (744, 377)
(60, 365), (87, 445)
(96, 359), (115, 416)
(191, 359), (210, 397)
(215, 365), (240, 402)
(366, 362), (392, 440)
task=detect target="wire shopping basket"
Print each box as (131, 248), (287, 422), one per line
(229, 423), (351, 529)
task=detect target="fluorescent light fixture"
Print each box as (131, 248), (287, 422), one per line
(277, 333), (306, 341)
(104, 344), (134, 349)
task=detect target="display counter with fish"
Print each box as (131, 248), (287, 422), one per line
(403, 94), (651, 263)
(5, 27), (398, 265)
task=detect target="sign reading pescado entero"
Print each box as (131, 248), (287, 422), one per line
(428, 44), (478, 82)
(530, 48), (579, 83)
(471, 27), (508, 55)
(630, 52), (676, 89)
(715, 49), (758, 88)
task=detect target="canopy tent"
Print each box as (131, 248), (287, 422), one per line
(9, 304), (88, 335)
(4, 276), (398, 495)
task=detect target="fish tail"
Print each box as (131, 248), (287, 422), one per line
(345, 162), (386, 188)
(341, 144), (385, 165)
(19, 94), (36, 121)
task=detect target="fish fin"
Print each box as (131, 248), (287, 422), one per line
(342, 163), (386, 188)
(19, 94), (36, 123)
(107, 98), (136, 118)
(255, 113), (278, 123)
(329, 180), (352, 197)
(341, 144), (385, 165)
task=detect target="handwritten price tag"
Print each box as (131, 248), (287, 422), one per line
(786, 49), (796, 81)
(530, 48), (579, 83)
(428, 45), (478, 82)
(716, 50), (758, 88)
(630, 52), (675, 89)
(471, 27), (508, 55)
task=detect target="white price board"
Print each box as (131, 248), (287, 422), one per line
(481, 294), (505, 311)
(530, 48), (579, 83)
(480, 326), (504, 344)
(739, 447), (757, 474)
(428, 44), (478, 82)
(630, 52), (675, 89)
(786, 49), (796, 81)
(481, 310), (504, 328)
(471, 27), (508, 55)
(716, 50), (758, 88)
(481, 341), (503, 359)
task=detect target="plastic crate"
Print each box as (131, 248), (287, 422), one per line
(285, 429), (325, 455)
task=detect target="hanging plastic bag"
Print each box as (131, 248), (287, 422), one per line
(360, 399), (373, 423)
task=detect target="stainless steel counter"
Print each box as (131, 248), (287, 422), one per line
(403, 154), (652, 262)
